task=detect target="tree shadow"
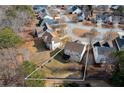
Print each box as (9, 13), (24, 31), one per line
(86, 71), (111, 81)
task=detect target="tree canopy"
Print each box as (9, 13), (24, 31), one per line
(13, 6), (35, 18)
(117, 6), (124, 13)
(0, 6), (35, 32)
(0, 27), (22, 48)
(20, 61), (45, 87)
(111, 51), (124, 86)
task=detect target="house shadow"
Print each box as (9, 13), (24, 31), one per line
(27, 31), (49, 52)
(54, 51), (70, 64)
(33, 37), (49, 52)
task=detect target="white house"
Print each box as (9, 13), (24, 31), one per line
(64, 42), (87, 62)
(42, 32), (62, 50)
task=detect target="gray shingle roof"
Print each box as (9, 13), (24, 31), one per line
(64, 42), (85, 55)
(116, 37), (124, 50)
(97, 47), (115, 55)
(95, 46), (116, 63)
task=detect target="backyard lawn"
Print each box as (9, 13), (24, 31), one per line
(42, 57), (82, 79)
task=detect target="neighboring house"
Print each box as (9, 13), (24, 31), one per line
(42, 32), (62, 50)
(115, 32), (124, 51)
(67, 6), (77, 14)
(119, 17), (124, 24)
(93, 46), (115, 64)
(93, 41), (115, 64)
(68, 6), (81, 14)
(96, 14), (110, 23)
(43, 15), (58, 25)
(44, 15), (53, 20)
(33, 5), (48, 14)
(77, 12), (85, 22)
(64, 42), (87, 62)
(96, 5), (111, 11)
(111, 5), (119, 10)
(72, 8), (82, 14)
(39, 15), (58, 32)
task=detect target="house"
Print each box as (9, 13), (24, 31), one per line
(39, 15), (58, 32)
(111, 5), (120, 10)
(67, 6), (77, 14)
(68, 6), (81, 14)
(119, 17), (124, 24)
(63, 42), (87, 62)
(43, 15), (58, 26)
(77, 12), (85, 22)
(93, 42), (116, 64)
(72, 8), (82, 14)
(96, 13), (111, 23)
(44, 15), (53, 20)
(42, 32), (62, 50)
(115, 32), (124, 51)
(96, 5), (111, 11)
(33, 5), (48, 14)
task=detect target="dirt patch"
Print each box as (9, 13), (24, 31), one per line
(104, 32), (118, 41)
(20, 41), (37, 54)
(102, 24), (113, 28)
(82, 21), (96, 26)
(72, 28), (90, 37)
(72, 28), (100, 38)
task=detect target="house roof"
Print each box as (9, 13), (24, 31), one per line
(44, 15), (53, 20)
(116, 37), (124, 50)
(96, 5), (110, 11)
(44, 18), (58, 25)
(42, 32), (60, 43)
(97, 47), (115, 55)
(42, 32), (53, 43)
(64, 42), (85, 54)
(94, 46), (115, 63)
